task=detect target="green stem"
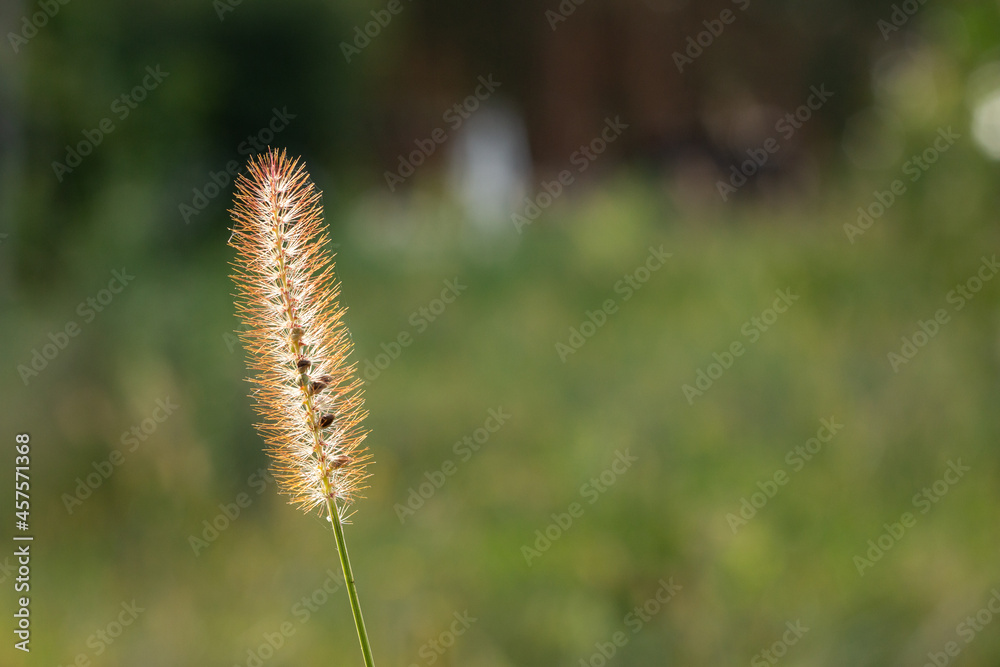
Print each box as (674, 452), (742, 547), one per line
(325, 494), (375, 667)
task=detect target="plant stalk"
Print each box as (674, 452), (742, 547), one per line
(325, 494), (375, 667)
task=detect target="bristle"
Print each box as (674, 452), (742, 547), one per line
(228, 148), (371, 514)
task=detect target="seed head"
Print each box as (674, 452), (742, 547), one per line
(228, 148), (370, 515)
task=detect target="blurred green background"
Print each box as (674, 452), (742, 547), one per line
(2, 0), (1000, 665)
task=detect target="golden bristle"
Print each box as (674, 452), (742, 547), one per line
(228, 148), (370, 515)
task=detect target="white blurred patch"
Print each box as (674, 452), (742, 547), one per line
(446, 103), (530, 232)
(972, 91), (1000, 160)
(967, 62), (1000, 160)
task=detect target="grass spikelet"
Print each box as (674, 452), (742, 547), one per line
(228, 148), (370, 517)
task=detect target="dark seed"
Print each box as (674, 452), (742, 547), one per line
(319, 413), (335, 428)
(296, 358), (312, 371)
